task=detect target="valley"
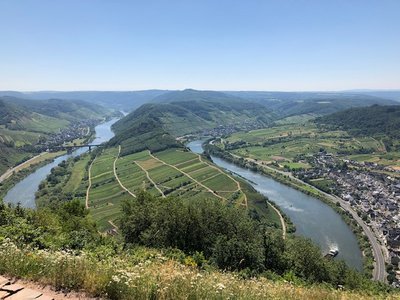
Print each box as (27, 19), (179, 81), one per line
(1, 89), (400, 299)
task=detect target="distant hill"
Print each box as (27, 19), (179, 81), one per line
(150, 89), (276, 133)
(225, 91), (397, 117)
(0, 90), (170, 111)
(315, 104), (400, 138)
(2, 90), (397, 116)
(343, 90), (400, 102)
(0, 96), (111, 131)
(0, 97), (113, 174)
(110, 89), (276, 155)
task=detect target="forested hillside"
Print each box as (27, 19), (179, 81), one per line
(110, 90), (276, 155)
(316, 105), (400, 138)
(0, 90), (169, 111)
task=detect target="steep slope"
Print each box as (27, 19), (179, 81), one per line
(1, 96), (111, 123)
(316, 104), (400, 138)
(0, 97), (113, 174)
(151, 89), (276, 133)
(110, 90), (276, 155)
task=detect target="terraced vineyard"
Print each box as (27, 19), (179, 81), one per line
(85, 146), (280, 232)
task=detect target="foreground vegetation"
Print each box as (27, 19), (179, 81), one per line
(0, 195), (396, 299)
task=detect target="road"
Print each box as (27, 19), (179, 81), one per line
(226, 150), (386, 282)
(0, 153), (46, 183)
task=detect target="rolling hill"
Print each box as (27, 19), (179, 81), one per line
(315, 104), (400, 138)
(110, 89), (276, 155)
(0, 97), (113, 174)
(0, 90), (170, 111)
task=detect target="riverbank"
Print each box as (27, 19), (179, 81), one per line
(204, 141), (383, 280)
(0, 153), (66, 200)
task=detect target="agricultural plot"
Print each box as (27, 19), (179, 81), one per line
(220, 121), (387, 170)
(87, 147), (132, 231)
(84, 147), (281, 232)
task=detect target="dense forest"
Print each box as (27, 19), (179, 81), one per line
(316, 105), (400, 139)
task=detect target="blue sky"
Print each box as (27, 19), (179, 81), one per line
(0, 0), (399, 91)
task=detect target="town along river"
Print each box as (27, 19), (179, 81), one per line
(4, 118), (119, 209)
(187, 140), (363, 271)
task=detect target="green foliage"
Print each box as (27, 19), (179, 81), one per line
(120, 191), (265, 271)
(0, 199), (98, 250)
(119, 191), (387, 291)
(316, 105), (400, 139)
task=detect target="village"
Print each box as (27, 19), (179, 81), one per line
(37, 119), (96, 151)
(294, 152), (400, 286)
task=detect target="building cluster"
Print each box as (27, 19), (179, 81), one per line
(38, 119), (96, 151)
(294, 152), (400, 285)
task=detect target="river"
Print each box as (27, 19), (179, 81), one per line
(4, 118), (119, 209)
(187, 140), (363, 271)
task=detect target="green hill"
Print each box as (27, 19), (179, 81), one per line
(0, 90), (170, 111)
(316, 105), (400, 138)
(110, 90), (276, 155)
(0, 97), (113, 174)
(1, 96), (111, 124)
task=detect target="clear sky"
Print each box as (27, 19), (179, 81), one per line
(0, 0), (399, 91)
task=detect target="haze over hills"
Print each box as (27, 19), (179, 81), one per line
(0, 90), (169, 111)
(226, 91), (398, 117)
(1, 89), (398, 116)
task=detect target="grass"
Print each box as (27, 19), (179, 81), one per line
(0, 239), (395, 300)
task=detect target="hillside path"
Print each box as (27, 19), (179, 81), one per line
(148, 151), (226, 201)
(113, 145), (136, 198)
(134, 160), (165, 198)
(85, 156), (97, 209)
(196, 153), (248, 207)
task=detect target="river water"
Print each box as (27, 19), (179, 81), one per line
(187, 140), (363, 271)
(4, 118), (119, 209)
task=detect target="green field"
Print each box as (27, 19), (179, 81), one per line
(218, 122), (388, 170)
(81, 147), (282, 232)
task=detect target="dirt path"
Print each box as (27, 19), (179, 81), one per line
(85, 156), (97, 209)
(0, 275), (97, 300)
(268, 203), (286, 239)
(108, 220), (119, 230)
(134, 161), (165, 198)
(197, 154), (248, 207)
(113, 145), (136, 198)
(148, 151), (226, 201)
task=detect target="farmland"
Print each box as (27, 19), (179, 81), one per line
(80, 146), (282, 232)
(218, 122), (389, 170)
